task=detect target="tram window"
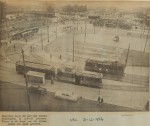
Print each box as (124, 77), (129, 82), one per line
(86, 62), (91, 66)
(94, 64), (98, 67)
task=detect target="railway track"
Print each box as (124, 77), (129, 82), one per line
(103, 74), (149, 86)
(103, 84), (148, 92)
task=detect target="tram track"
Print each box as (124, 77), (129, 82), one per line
(103, 84), (148, 92)
(103, 74), (149, 86)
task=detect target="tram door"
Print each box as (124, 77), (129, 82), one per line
(75, 74), (80, 85)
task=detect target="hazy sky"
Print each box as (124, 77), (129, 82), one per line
(2, 0), (150, 10)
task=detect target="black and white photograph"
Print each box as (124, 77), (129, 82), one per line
(0, 0), (149, 112)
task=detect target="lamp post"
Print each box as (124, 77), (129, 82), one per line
(144, 27), (149, 52)
(21, 49), (31, 111)
(77, 14), (79, 30)
(56, 17), (58, 39)
(143, 18), (150, 52)
(73, 22), (75, 62)
(41, 30), (43, 50)
(94, 25), (95, 34)
(47, 18), (49, 42)
(84, 16), (87, 42)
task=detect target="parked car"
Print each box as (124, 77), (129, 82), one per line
(55, 90), (78, 101)
(113, 35), (119, 42)
(28, 85), (47, 95)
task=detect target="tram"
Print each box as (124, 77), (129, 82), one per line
(16, 61), (55, 79)
(84, 58), (125, 76)
(57, 65), (103, 88)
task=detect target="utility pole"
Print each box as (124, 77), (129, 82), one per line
(22, 49), (31, 111)
(125, 43), (130, 67)
(77, 14), (79, 30)
(94, 25), (95, 34)
(41, 30), (43, 50)
(143, 16), (150, 52)
(140, 24), (146, 39)
(73, 22), (75, 62)
(56, 17), (58, 39)
(84, 16), (87, 42)
(144, 27), (150, 52)
(47, 17), (49, 42)
(117, 16), (119, 30)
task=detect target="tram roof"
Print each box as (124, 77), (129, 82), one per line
(17, 61), (55, 70)
(26, 71), (45, 78)
(59, 64), (76, 72)
(58, 64), (103, 78)
(76, 70), (103, 79)
(86, 58), (118, 63)
(86, 58), (124, 66)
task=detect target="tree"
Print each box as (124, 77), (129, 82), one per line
(62, 4), (73, 14)
(62, 4), (87, 14)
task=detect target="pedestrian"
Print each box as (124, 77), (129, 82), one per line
(51, 76), (54, 84)
(14, 44), (16, 51)
(101, 98), (103, 104)
(25, 38), (27, 43)
(50, 54), (52, 59)
(98, 96), (101, 105)
(30, 45), (32, 52)
(60, 54), (61, 59)
(145, 101), (149, 111)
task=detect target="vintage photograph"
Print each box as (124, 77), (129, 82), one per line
(0, 0), (149, 112)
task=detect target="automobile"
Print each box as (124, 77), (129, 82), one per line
(113, 35), (119, 42)
(55, 90), (78, 102)
(28, 85), (47, 95)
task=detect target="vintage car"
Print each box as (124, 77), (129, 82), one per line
(28, 85), (47, 95)
(113, 35), (119, 42)
(54, 90), (78, 102)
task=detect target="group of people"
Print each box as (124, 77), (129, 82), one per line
(98, 96), (104, 106)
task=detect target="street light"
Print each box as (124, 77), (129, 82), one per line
(47, 18), (49, 42)
(21, 49), (31, 111)
(56, 17), (58, 39)
(73, 22), (75, 62)
(94, 25), (95, 34)
(77, 14), (79, 30)
(41, 30), (43, 50)
(143, 18), (150, 52)
(84, 16), (87, 42)
(144, 27), (150, 52)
